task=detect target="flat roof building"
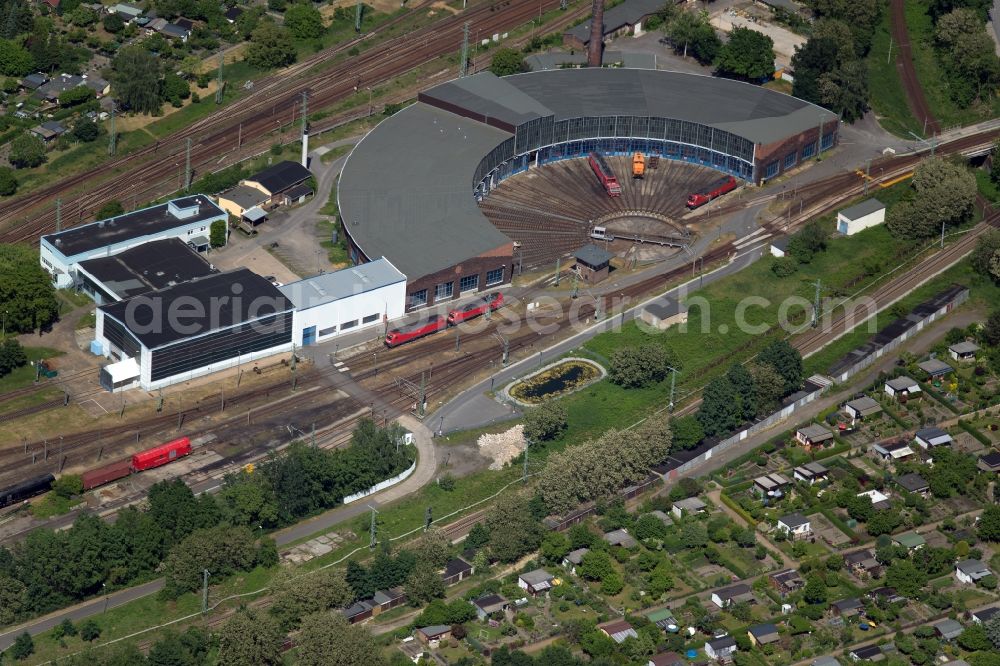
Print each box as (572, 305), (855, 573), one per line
(76, 238), (216, 303)
(243, 160), (312, 198)
(41, 195), (226, 289)
(95, 268), (293, 391)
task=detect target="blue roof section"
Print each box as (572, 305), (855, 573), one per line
(278, 257), (406, 310)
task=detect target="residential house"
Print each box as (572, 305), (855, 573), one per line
(914, 427), (953, 449)
(604, 528), (638, 549)
(844, 396), (882, 423)
(415, 625), (452, 646)
(242, 160), (313, 206)
(649, 652), (685, 666)
(30, 121), (67, 143)
(777, 513), (812, 539)
(870, 439), (915, 463)
(753, 473), (792, 499)
(892, 532), (926, 551)
(372, 587), (406, 614)
(562, 548), (588, 574)
(895, 472), (929, 495)
(884, 376), (921, 400)
(868, 587), (905, 604)
(599, 619), (639, 644)
(671, 497), (707, 519)
(830, 597), (864, 617)
(711, 583), (753, 609)
(110, 2), (143, 20)
(978, 451), (1000, 473)
(343, 599), (376, 624)
(794, 461), (830, 485)
(20, 72), (48, 91)
(844, 549), (882, 579)
(796, 423), (835, 449)
(857, 489), (891, 511)
(969, 606), (1000, 624)
(948, 341), (979, 361)
(518, 569), (554, 596)
(159, 22), (190, 40)
(472, 594), (508, 621)
(705, 635), (737, 662)
(441, 557), (473, 585)
(748, 623), (780, 646)
(917, 357), (952, 379)
(769, 569), (804, 598)
(35, 73), (106, 102)
(849, 645), (884, 662)
(933, 618), (964, 641)
(646, 608), (678, 632)
(955, 559), (992, 585)
(649, 509), (672, 524)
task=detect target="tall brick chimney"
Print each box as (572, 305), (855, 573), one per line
(587, 0), (604, 67)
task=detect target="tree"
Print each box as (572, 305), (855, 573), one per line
(680, 521), (708, 548)
(54, 618), (77, 639)
(0, 167), (16, 196)
(540, 531), (571, 562)
(486, 490), (543, 562)
(983, 311), (1000, 347)
(714, 27), (775, 81)
(217, 607), (283, 666)
(269, 568), (353, 630)
(59, 84), (93, 107)
(246, 21), (296, 69)
(671, 414), (704, 450)
(791, 37), (841, 104)
(578, 549), (614, 581)
(162, 525), (259, 597)
(210, 219), (227, 248)
(609, 344), (677, 388)
(148, 627), (210, 666)
(958, 624), (992, 652)
(297, 611), (385, 666)
(698, 375), (741, 437)
(0, 39), (33, 76)
(667, 9), (720, 63)
(103, 11), (125, 33)
(747, 362), (785, 416)
(524, 402), (568, 442)
(0, 244), (59, 334)
(96, 201), (125, 220)
(887, 158), (977, 239)
(9, 631), (33, 660)
(490, 47), (527, 76)
(284, 2), (324, 39)
(936, 8), (984, 46)
(979, 504), (1000, 541)
(404, 561), (445, 604)
(634, 513), (668, 541)
(885, 559), (927, 598)
(758, 340), (802, 395)
(0, 576), (27, 626)
(409, 528), (451, 569)
(803, 573), (827, 604)
(112, 46), (162, 114)
(52, 474), (83, 499)
(984, 615), (1000, 649)
(161, 71), (190, 107)
(819, 59), (869, 122)
(9, 133), (46, 169)
(79, 618), (101, 641)
(72, 118), (100, 143)
(727, 363), (757, 422)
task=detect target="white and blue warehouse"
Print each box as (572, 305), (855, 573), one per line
(40, 195), (227, 289)
(278, 258), (406, 347)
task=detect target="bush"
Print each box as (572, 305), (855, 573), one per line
(79, 619), (101, 642)
(10, 632), (33, 660)
(438, 474), (456, 491)
(52, 475), (83, 499)
(609, 344), (678, 389)
(771, 256), (798, 277)
(523, 403), (568, 442)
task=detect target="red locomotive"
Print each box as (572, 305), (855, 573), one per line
(131, 436), (192, 472)
(588, 152), (621, 197)
(686, 175), (737, 208)
(384, 315), (447, 348)
(447, 292), (503, 325)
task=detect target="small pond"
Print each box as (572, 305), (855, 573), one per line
(504, 358), (605, 406)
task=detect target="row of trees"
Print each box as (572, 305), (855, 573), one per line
(696, 340), (803, 439)
(791, 0), (885, 122)
(538, 414), (671, 516)
(0, 244), (59, 335)
(932, 5), (1000, 108)
(659, 8), (775, 83)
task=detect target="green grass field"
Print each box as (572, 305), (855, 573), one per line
(867, 10), (923, 138)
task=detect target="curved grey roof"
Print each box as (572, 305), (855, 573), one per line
(339, 70), (836, 281)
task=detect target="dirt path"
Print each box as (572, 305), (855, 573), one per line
(889, 0), (941, 134)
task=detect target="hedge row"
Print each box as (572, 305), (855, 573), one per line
(957, 419), (992, 447)
(818, 507), (857, 543)
(719, 491), (756, 527)
(919, 381), (959, 414)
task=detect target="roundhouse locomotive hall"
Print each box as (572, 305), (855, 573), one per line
(339, 68), (839, 311)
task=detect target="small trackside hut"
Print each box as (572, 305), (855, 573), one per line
(573, 244), (613, 284)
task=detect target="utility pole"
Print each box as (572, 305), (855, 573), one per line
(554, 257), (561, 286)
(368, 505), (379, 548)
(355, 0), (362, 32)
(184, 138), (192, 191)
(571, 270), (578, 299)
(418, 371), (426, 416)
(887, 36), (893, 64)
(863, 159), (871, 195)
(311, 422), (316, 448)
(201, 570), (210, 613)
(455, 329), (460, 352)
(668, 367), (678, 412)
(460, 21), (470, 77)
(214, 54), (224, 104)
(941, 219), (946, 249)
(108, 103), (116, 156)
(812, 279), (821, 328)
(55, 198), (61, 233)
(424, 506), (432, 531)
(522, 438), (531, 483)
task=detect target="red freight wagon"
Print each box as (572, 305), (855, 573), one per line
(131, 437), (192, 472)
(81, 459), (132, 490)
(686, 175), (737, 209)
(447, 293), (503, 325)
(588, 152), (621, 197)
(384, 315), (447, 348)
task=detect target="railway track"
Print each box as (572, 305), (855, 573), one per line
(0, 0), (581, 244)
(889, 0), (940, 136)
